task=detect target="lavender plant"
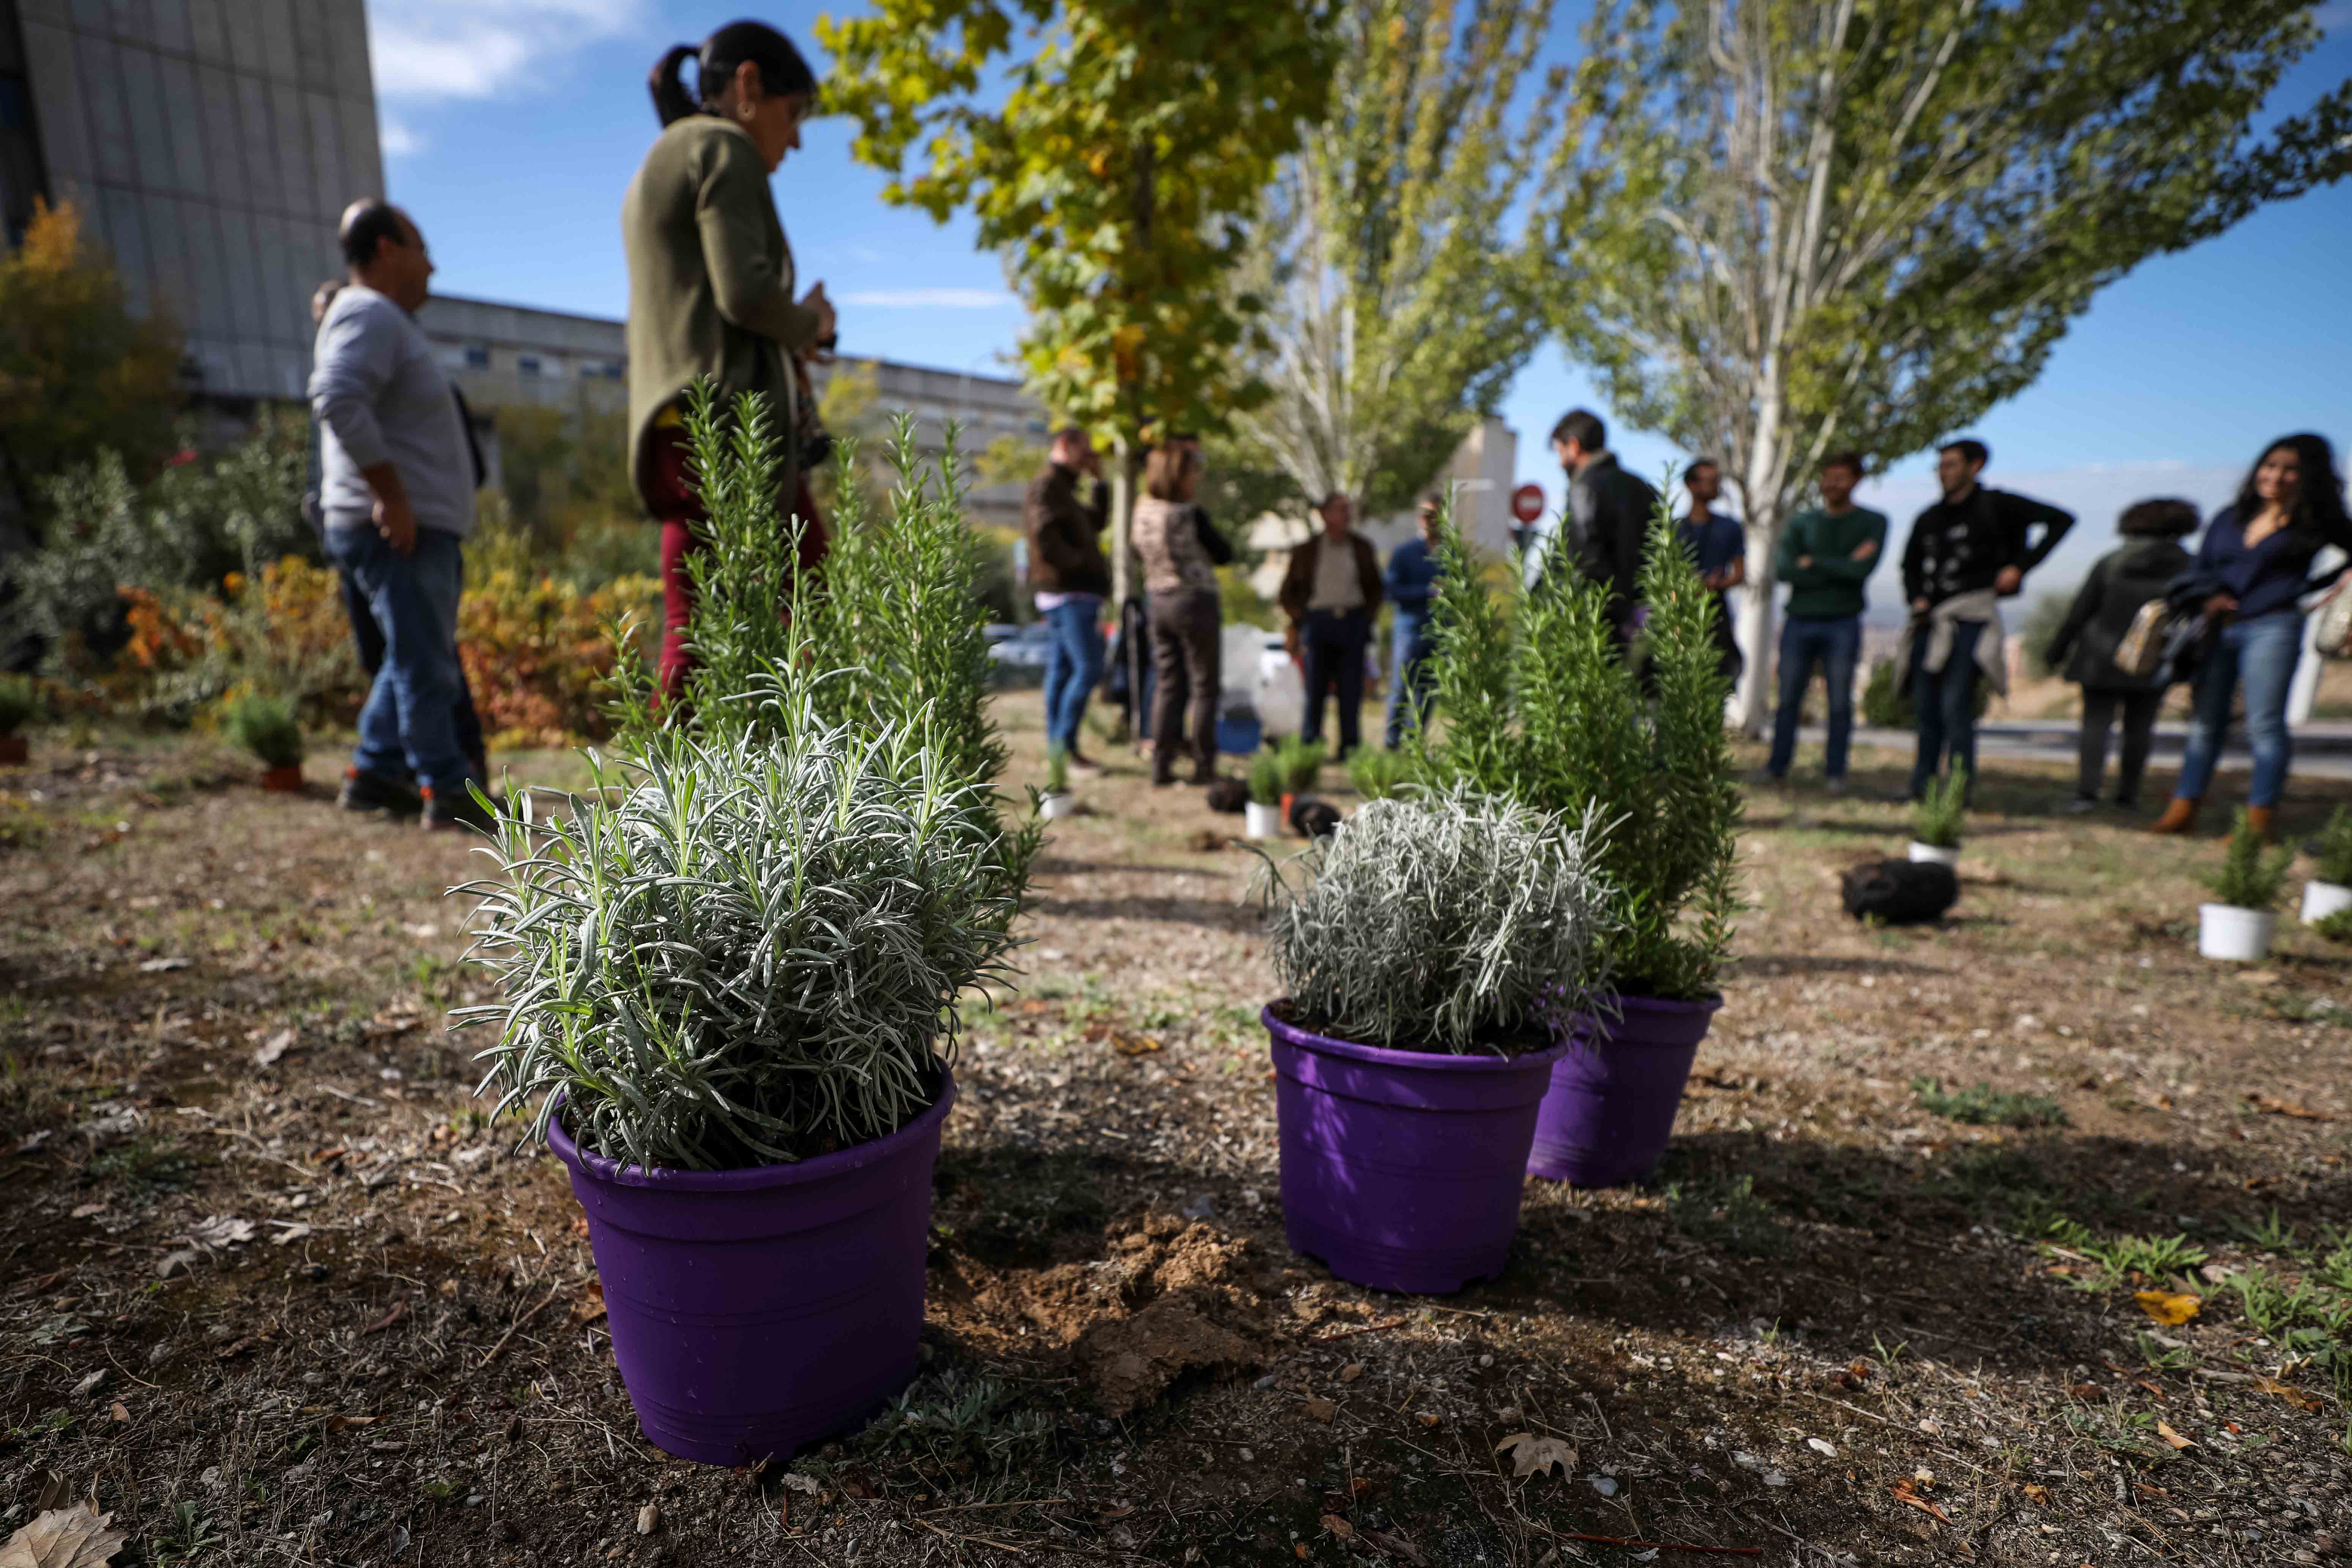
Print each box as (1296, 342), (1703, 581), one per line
(1250, 786), (1614, 1055)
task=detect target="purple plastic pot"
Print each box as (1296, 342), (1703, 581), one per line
(1527, 995), (1721, 1186)
(1264, 1005), (1571, 1295)
(546, 1078), (954, 1466)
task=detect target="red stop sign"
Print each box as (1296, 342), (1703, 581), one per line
(1510, 483), (1545, 524)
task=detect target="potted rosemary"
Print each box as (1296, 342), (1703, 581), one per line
(1040, 745), (1076, 820)
(1252, 786), (1610, 1293)
(457, 391), (1032, 1466)
(1909, 765), (1967, 866)
(2200, 809), (2292, 961)
(1419, 493), (1742, 1187)
(1275, 735), (1325, 819)
(1245, 749), (1286, 840)
(1348, 747), (1411, 801)
(2300, 807), (2352, 926)
(223, 693), (305, 792)
(0, 674), (33, 767)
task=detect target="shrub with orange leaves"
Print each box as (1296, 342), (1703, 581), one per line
(456, 569), (660, 748)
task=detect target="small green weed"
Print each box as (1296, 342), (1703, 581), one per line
(2071, 1233), (2207, 1290)
(1667, 1174), (1788, 1259)
(1911, 1077), (2067, 1128)
(153, 1500), (223, 1564)
(2235, 1207), (2301, 1254)
(2133, 1331), (2194, 1372)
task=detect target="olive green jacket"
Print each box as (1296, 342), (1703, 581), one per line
(622, 116), (823, 510)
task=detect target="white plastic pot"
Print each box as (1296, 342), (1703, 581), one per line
(2300, 880), (2352, 926)
(1040, 791), (1076, 821)
(1244, 800), (1284, 840)
(1907, 840), (1960, 867)
(2198, 903), (2277, 962)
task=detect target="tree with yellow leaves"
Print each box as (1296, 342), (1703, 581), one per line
(0, 200), (183, 525)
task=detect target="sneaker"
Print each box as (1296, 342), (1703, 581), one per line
(420, 784), (497, 834)
(339, 767), (421, 816)
(2064, 796), (2099, 815)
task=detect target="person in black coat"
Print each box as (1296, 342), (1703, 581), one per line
(1534, 409), (1661, 645)
(2043, 498), (2197, 812)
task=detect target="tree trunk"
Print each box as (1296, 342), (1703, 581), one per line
(1733, 519), (1779, 737)
(1109, 439), (1135, 610)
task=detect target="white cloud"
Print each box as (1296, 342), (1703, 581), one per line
(379, 115), (421, 158)
(368, 0), (649, 101)
(842, 288), (1020, 310)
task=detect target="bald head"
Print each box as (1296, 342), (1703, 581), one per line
(339, 199), (432, 311)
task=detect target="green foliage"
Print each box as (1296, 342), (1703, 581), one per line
(1249, 786), (1612, 1053)
(0, 673), (34, 733)
(2206, 809), (2293, 910)
(2018, 592), (2072, 681)
(222, 693), (303, 768)
(1910, 1077), (2066, 1128)
(1246, 748), (1285, 805)
(1667, 1173), (1788, 1259)
(1861, 657), (1990, 730)
(1226, 0), (1557, 513)
(455, 720), (1025, 1171)
(2314, 908), (2352, 945)
(1912, 764), (1968, 849)
(1275, 735), (1326, 793)
(153, 1499), (224, 1565)
(821, 0), (1334, 446)
(1347, 746), (1413, 800)
(1045, 745), (1070, 795)
(2310, 807), (2352, 887)
(2066, 1232), (2208, 1292)
(1419, 491), (1742, 999)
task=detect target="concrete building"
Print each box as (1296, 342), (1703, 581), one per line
(1, 0), (383, 406)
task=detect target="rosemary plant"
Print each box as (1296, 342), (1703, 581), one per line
(1912, 765), (1968, 849)
(2205, 810), (2292, 910)
(455, 708), (1024, 1171)
(1347, 747), (1413, 801)
(1418, 492), (1741, 1001)
(223, 693), (303, 767)
(1251, 786), (1613, 1055)
(1246, 749), (1284, 806)
(1276, 736), (1325, 794)
(1044, 746), (1070, 796)
(2311, 807), (2352, 886)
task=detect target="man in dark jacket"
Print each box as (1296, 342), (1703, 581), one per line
(1898, 438), (2075, 799)
(1535, 409), (1661, 646)
(1024, 427), (1111, 770)
(2043, 498), (2197, 812)
(1278, 492), (1384, 759)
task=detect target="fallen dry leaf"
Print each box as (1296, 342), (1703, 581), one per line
(0, 1502), (128, 1567)
(1302, 1398), (1336, 1423)
(107, 1403), (127, 1425)
(1494, 1432), (1578, 1479)
(1320, 1514), (1355, 1539)
(252, 1029), (298, 1069)
(2155, 1420), (2196, 1450)
(1357, 1527), (1429, 1565)
(1108, 1029), (1162, 1057)
(2022, 1483), (2049, 1505)
(1338, 1363), (1364, 1384)
(570, 1282), (608, 1326)
(1890, 1478), (1950, 1524)
(2134, 1290), (2201, 1327)
(360, 1300), (409, 1336)
(2253, 1374), (2323, 1413)
(327, 1415), (379, 1434)
(2246, 1092), (2330, 1121)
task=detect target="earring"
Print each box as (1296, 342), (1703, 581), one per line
(739, 102), (755, 122)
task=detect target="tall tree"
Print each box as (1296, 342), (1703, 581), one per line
(0, 200), (184, 524)
(1227, 0), (1559, 519)
(820, 0), (1334, 599)
(1535, 0), (2352, 729)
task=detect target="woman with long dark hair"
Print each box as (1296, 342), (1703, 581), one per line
(2153, 433), (2352, 839)
(624, 21), (836, 704)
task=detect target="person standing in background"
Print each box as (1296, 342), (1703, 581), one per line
(1897, 438), (2074, 801)
(2044, 498), (2198, 814)
(1279, 492), (1383, 759)
(625, 21), (836, 707)
(1383, 495), (1445, 749)
(1766, 451), (1884, 790)
(1131, 443), (1223, 785)
(1024, 427), (1112, 772)
(1675, 458), (1746, 682)
(1537, 409), (1661, 650)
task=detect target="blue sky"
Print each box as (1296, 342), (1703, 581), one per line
(371, 0), (2352, 588)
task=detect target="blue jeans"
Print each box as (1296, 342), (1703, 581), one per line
(1768, 614), (1860, 779)
(1041, 596), (1105, 753)
(327, 526), (471, 794)
(1384, 609), (1435, 749)
(1908, 618), (1985, 799)
(335, 565), (486, 769)
(2177, 610), (2302, 808)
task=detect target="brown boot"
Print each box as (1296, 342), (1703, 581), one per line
(2247, 805), (2277, 843)
(2149, 797), (2199, 835)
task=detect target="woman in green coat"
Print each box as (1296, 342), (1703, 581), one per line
(625, 21), (837, 703)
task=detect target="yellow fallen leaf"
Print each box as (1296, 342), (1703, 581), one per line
(2134, 1289), (2201, 1326)
(2022, 1483), (2049, 1505)
(0, 1502), (128, 1567)
(2254, 1374), (2322, 1413)
(2155, 1420), (2196, 1450)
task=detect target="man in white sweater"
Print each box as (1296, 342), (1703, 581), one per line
(309, 199), (490, 833)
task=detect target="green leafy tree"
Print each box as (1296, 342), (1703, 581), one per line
(0, 200), (184, 522)
(1226, 0), (1558, 517)
(820, 0), (1335, 599)
(1535, 0), (2352, 730)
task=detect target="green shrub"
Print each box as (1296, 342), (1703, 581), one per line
(1861, 657), (1990, 729)
(1246, 749), (1284, 806)
(2311, 807), (2352, 886)
(1348, 746), (1413, 800)
(2206, 809), (2292, 910)
(2313, 908), (2352, 944)
(1250, 786), (1612, 1053)
(221, 693), (303, 767)
(0, 674), (35, 734)
(1275, 735), (1325, 794)
(1912, 1077), (2068, 1128)
(1418, 489), (1741, 1000)
(1044, 745), (1069, 795)
(1912, 763), (1968, 848)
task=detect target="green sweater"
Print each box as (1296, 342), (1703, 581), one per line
(1775, 506), (1888, 620)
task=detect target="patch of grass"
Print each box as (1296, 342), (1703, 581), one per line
(153, 1500), (223, 1564)
(88, 1137), (196, 1193)
(2235, 1207), (2302, 1255)
(1911, 1077), (2067, 1128)
(2223, 1266), (2344, 1337)
(2313, 907), (2352, 945)
(2133, 1332), (2194, 1372)
(849, 1370), (1057, 1480)
(2069, 1232), (2208, 1291)
(1666, 1174), (1789, 1259)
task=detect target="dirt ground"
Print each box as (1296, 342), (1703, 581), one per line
(5, 691), (2352, 1567)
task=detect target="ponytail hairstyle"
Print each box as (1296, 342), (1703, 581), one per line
(649, 21), (817, 128)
